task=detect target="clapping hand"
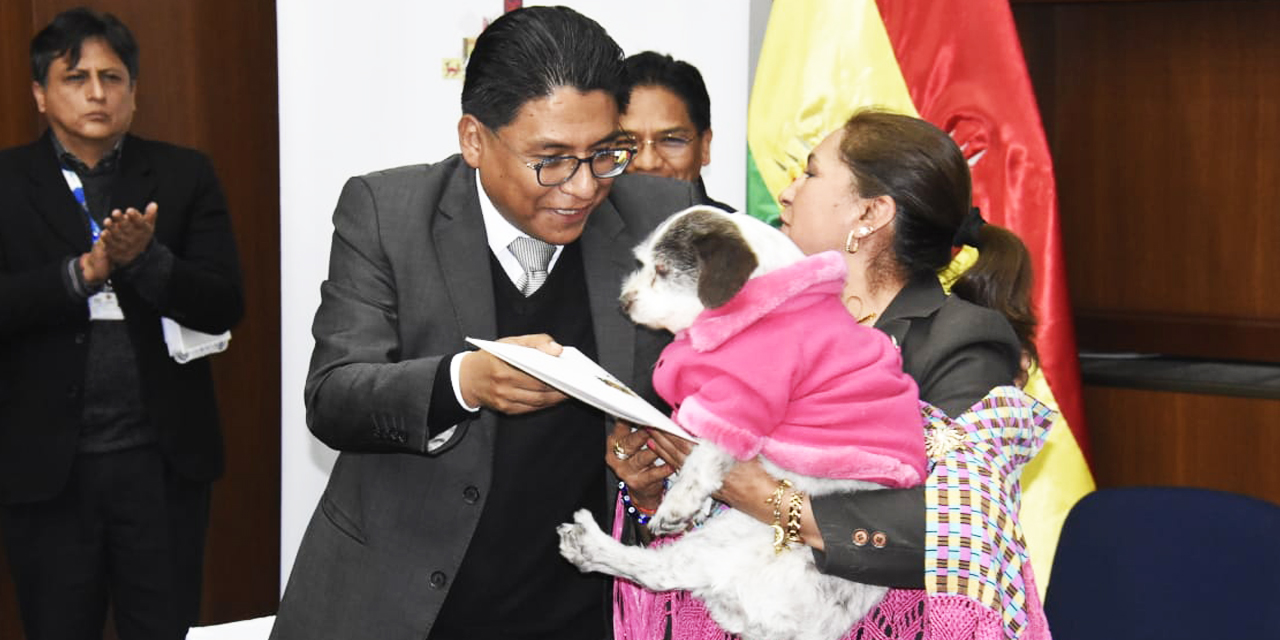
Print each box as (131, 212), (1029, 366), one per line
(100, 202), (158, 267)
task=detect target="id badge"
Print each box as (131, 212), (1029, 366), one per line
(88, 290), (125, 321)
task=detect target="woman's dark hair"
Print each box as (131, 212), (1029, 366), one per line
(31, 7), (138, 85)
(461, 6), (626, 130)
(621, 51), (712, 133)
(838, 110), (1038, 362)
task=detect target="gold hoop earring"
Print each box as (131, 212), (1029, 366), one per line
(845, 226), (873, 254)
(845, 230), (860, 254)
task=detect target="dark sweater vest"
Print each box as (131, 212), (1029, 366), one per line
(431, 242), (609, 640)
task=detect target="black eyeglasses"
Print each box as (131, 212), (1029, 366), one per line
(487, 127), (635, 187)
(629, 134), (696, 159)
(523, 148), (635, 187)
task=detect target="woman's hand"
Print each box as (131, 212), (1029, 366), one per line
(607, 421), (674, 512)
(643, 428), (695, 470)
(646, 430), (775, 512)
(647, 434), (829, 552)
(719, 459), (827, 551)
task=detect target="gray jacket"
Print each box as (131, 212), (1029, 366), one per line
(271, 156), (696, 639)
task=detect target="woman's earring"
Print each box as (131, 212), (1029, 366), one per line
(844, 226), (873, 254)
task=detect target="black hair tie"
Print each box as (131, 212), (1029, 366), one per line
(952, 206), (986, 248)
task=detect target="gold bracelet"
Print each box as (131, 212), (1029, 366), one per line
(785, 489), (806, 548)
(766, 478), (793, 554)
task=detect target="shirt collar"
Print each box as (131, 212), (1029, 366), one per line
(475, 169), (563, 282)
(51, 134), (124, 176)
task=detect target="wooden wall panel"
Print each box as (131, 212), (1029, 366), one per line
(0, 7), (35, 640)
(1084, 385), (1280, 505)
(1014, 1), (1280, 361)
(2, 2), (280, 637)
(0, 3), (37, 147)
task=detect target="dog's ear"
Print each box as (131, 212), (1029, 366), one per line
(693, 228), (758, 309)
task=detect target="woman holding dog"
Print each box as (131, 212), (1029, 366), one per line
(610, 110), (1052, 639)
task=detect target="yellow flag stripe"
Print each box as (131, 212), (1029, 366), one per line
(1019, 368), (1096, 589)
(747, 0), (917, 211)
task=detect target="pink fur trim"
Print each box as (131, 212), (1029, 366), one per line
(677, 396), (922, 486)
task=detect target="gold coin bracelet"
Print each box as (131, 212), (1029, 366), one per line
(766, 478), (794, 554)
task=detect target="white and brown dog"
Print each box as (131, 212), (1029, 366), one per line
(557, 206), (926, 640)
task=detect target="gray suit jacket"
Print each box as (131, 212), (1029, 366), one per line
(272, 155), (696, 639)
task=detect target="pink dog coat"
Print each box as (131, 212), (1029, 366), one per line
(653, 251), (925, 487)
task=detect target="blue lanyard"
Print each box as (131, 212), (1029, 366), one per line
(59, 167), (102, 242)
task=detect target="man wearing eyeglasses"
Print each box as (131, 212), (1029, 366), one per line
(620, 51), (734, 212)
(271, 7), (699, 640)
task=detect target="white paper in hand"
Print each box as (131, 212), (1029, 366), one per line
(465, 337), (693, 440)
(161, 317), (231, 363)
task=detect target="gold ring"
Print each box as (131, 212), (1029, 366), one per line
(612, 441), (630, 461)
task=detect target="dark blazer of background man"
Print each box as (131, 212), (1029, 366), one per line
(271, 7), (697, 640)
(0, 8), (243, 640)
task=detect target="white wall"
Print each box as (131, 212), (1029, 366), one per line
(277, 0), (752, 591)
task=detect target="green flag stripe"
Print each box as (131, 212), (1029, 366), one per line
(746, 146), (781, 226)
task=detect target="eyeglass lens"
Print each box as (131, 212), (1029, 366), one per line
(536, 149), (633, 186)
(632, 135), (693, 159)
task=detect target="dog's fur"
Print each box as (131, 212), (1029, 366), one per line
(557, 206), (893, 640)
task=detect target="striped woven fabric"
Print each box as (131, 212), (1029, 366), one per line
(923, 386), (1055, 638)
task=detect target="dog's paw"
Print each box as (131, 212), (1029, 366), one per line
(649, 500), (698, 535)
(557, 509), (614, 573)
(648, 477), (713, 535)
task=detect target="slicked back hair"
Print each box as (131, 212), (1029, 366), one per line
(621, 51), (711, 133)
(461, 6), (626, 130)
(839, 110), (1039, 363)
(31, 7), (138, 86)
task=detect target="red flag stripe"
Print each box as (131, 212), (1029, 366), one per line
(874, 0), (1089, 455)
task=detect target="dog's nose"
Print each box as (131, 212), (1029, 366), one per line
(619, 292), (634, 314)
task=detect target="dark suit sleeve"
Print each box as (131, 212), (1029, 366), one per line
(304, 176), (453, 454)
(811, 303), (1020, 587)
(0, 258), (84, 336)
(136, 152), (244, 334)
(811, 487), (926, 588)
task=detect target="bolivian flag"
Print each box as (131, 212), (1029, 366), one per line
(747, 0), (1095, 595)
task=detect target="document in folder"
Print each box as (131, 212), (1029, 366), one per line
(465, 337), (693, 440)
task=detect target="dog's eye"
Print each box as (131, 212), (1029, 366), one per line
(654, 263), (669, 278)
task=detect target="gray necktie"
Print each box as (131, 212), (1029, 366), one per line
(508, 236), (556, 296)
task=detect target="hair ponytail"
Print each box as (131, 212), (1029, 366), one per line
(951, 224), (1038, 365)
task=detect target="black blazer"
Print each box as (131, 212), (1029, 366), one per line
(811, 272), (1021, 587)
(0, 132), (243, 505)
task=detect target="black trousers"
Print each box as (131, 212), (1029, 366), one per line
(0, 446), (211, 640)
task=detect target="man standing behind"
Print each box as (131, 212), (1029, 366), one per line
(271, 7), (697, 640)
(620, 51), (733, 211)
(0, 8), (243, 639)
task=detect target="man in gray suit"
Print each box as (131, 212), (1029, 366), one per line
(271, 7), (698, 640)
